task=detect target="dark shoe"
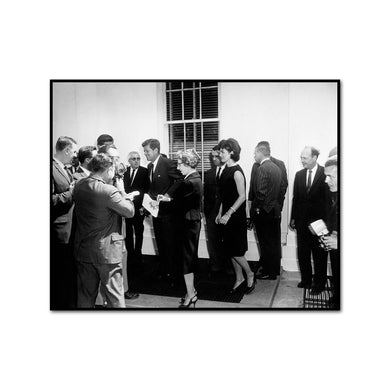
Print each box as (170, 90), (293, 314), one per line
(180, 290), (197, 304)
(229, 280), (246, 294)
(297, 281), (312, 288)
(124, 291), (140, 300)
(245, 278), (256, 295)
(310, 286), (325, 295)
(257, 274), (276, 280)
(178, 294), (198, 308)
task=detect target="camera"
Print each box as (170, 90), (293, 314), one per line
(308, 219), (331, 252)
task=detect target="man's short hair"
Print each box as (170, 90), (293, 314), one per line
(90, 153), (114, 173)
(256, 141), (271, 157)
(306, 146), (320, 158)
(55, 136), (77, 152)
(142, 138), (160, 153)
(78, 146), (97, 164)
(97, 134), (114, 147)
(325, 157), (338, 168)
(212, 145), (220, 152)
(127, 151), (139, 160)
(217, 138), (241, 162)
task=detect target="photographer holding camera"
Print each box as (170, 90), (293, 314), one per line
(73, 153), (135, 308)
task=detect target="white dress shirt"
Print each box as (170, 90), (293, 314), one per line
(306, 163), (318, 187)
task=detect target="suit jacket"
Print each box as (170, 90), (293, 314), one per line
(290, 165), (329, 230)
(326, 193), (338, 234)
(203, 167), (221, 216)
(147, 155), (182, 216)
(73, 175), (134, 264)
(249, 156), (288, 210)
(72, 166), (89, 182)
(251, 159), (282, 216)
(52, 158), (74, 243)
(123, 166), (149, 210)
(270, 156), (288, 209)
(174, 172), (202, 221)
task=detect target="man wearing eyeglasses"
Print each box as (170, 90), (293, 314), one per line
(123, 151), (149, 299)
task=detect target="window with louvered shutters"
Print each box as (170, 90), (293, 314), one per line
(166, 81), (219, 181)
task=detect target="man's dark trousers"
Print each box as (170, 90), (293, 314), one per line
(296, 226), (328, 287)
(253, 209), (280, 278)
(125, 212), (145, 281)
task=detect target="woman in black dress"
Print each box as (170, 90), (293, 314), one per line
(160, 149), (202, 308)
(216, 138), (255, 294)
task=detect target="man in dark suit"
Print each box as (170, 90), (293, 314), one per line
(203, 146), (228, 274)
(73, 153), (135, 308)
(250, 142), (282, 280)
(249, 141), (288, 275)
(323, 155), (339, 308)
(51, 136), (78, 309)
(123, 151), (149, 298)
(142, 138), (182, 285)
(290, 146), (330, 294)
(73, 146), (97, 181)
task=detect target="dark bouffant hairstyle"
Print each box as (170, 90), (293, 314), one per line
(90, 153), (114, 173)
(217, 138), (241, 162)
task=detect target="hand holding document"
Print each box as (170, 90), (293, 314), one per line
(142, 193), (160, 218)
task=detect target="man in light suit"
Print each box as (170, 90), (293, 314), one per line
(51, 136), (78, 309)
(73, 153), (135, 308)
(248, 141), (288, 275)
(123, 151), (149, 299)
(290, 146), (330, 294)
(142, 138), (182, 286)
(250, 142), (282, 280)
(72, 146), (97, 181)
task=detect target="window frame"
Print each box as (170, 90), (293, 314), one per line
(165, 81), (219, 182)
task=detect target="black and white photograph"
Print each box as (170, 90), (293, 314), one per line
(51, 80), (339, 310)
(3, 1), (390, 389)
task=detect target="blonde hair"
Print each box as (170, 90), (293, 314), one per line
(176, 149), (201, 168)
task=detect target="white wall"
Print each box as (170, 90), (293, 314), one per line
(219, 82), (338, 267)
(52, 82), (338, 266)
(53, 82), (166, 162)
(52, 81), (166, 256)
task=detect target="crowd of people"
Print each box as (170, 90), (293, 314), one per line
(51, 133), (339, 309)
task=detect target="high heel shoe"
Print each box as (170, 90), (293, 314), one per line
(245, 276), (256, 295)
(229, 280), (245, 294)
(178, 294), (198, 308)
(180, 290), (197, 304)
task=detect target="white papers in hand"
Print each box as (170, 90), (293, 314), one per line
(142, 193), (159, 218)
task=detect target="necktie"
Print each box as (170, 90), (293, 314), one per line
(150, 164), (154, 182)
(64, 166), (73, 181)
(130, 169), (136, 186)
(216, 167), (221, 180)
(307, 169), (312, 192)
